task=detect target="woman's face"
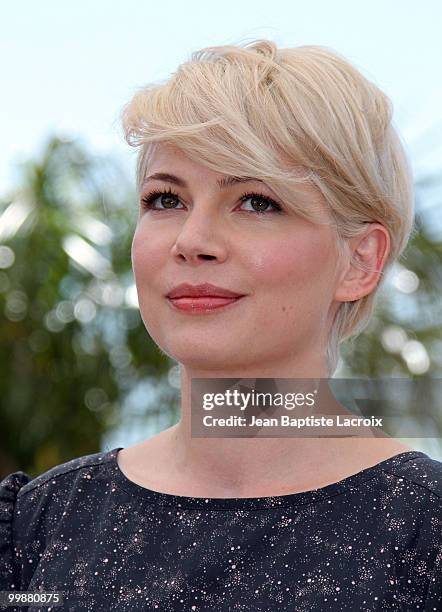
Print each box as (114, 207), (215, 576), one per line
(132, 143), (345, 373)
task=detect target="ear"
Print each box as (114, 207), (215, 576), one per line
(334, 223), (390, 303)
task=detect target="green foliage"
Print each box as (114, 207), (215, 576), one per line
(339, 212), (442, 379)
(338, 190), (442, 451)
(0, 136), (179, 478)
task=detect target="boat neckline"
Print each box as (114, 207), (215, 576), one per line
(106, 447), (429, 511)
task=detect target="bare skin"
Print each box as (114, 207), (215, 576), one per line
(118, 143), (414, 499)
(117, 433), (413, 499)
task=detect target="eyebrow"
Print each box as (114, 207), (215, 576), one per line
(143, 172), (264, 190)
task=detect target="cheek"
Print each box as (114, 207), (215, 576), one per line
(131, 227), (169, 338)
(248, 233), (333, 288)
(131, 225), (165, 281)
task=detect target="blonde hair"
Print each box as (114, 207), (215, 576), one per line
(120, 38), (415, 376)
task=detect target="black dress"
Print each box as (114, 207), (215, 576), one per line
(1, 447), (441, 611)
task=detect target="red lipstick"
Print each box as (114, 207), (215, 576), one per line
(166, 283), (245, 314)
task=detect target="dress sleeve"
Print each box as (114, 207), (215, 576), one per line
(424, 543), (442, 611)
(421, 490), (442, 611)
(0, 471), (32, 590)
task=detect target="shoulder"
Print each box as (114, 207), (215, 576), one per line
(0, 448), (118, 590)
(380, 452), (442, 501)
(383, 453), (442, 607)
(1, 447), (118, 532)
(16, 447), (117, 499)
(0, 448), (117, 518)
(378, 452), (442, 533)
(380, 453), (442, 576)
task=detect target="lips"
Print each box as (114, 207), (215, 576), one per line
(166, 282), (245, 299)
(166, 283), (245, 314)
(167, 296), (243, 313)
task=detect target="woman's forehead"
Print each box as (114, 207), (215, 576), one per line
(145, 142), (311, 185)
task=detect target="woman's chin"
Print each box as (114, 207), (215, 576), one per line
(164, 342), (244, 371)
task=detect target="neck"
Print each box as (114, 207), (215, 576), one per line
(159, 359), (384, 497)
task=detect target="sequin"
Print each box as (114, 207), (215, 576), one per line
(1, 448), (441, 611)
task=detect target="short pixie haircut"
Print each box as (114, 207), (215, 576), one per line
(120, 39), (415, 376)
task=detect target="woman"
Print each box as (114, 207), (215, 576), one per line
(1, 39), (441, 611)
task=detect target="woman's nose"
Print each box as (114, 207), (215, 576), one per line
(171, 207), (228, 264)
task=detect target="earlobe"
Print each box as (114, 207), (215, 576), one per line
(334, 223), (390, 303)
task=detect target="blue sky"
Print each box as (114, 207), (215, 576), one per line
(1, 0), (442, 196)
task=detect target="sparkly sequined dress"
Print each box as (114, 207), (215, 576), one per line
(1, 447), (441, 611)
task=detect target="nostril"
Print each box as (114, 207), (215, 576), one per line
(199, 255), (216, 260)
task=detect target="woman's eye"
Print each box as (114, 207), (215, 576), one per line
(239, 193), (282, 214)
(141, 190), (183, 211)
(140, 189), (283, 214)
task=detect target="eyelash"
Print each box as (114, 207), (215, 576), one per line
(140, 187), (283, 215)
